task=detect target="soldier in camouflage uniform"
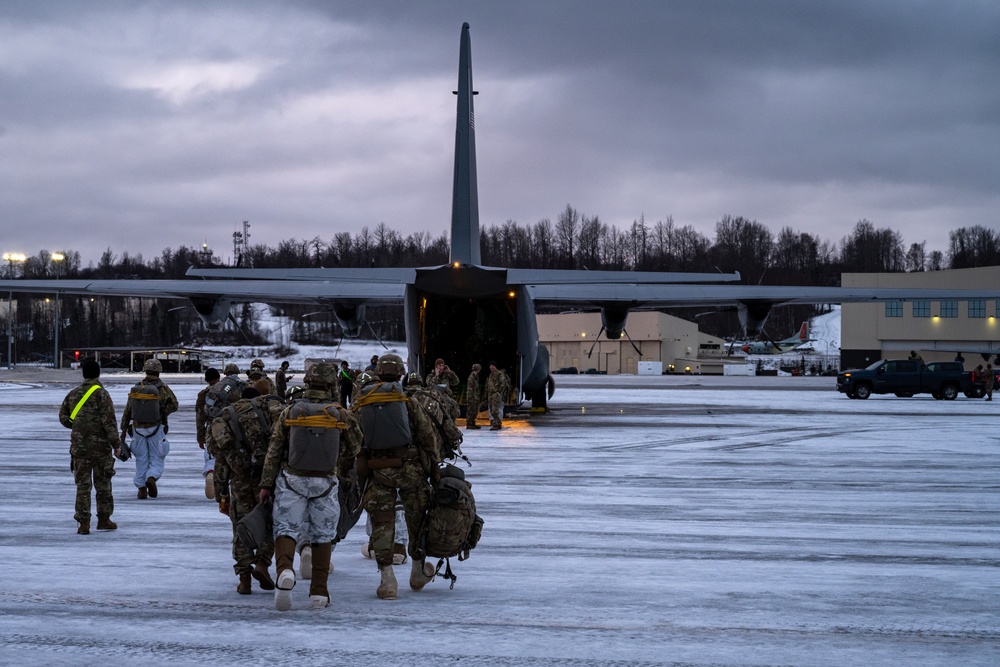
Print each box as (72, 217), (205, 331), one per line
(354, 354), (443, 600)
(248, 358), (278, 396)
(195, 368), (220, 500)
(275, 361), (293, 399)
(211, 387), (284, 595)
(465, 363), (482, 429)
(406, 373), (464, 457)
(425, 357), (461, 396)
(59, 359), (123, 535)
(486, 361), (512, 431)
(205, 364), (246, 502)
(120, 358), (178, 498)
(259, 362), (361, 611)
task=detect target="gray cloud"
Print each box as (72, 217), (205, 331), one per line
(1, 1), (997, 265)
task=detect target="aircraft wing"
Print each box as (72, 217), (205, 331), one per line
(523, 284), (1000, 308)
(0, 278), (406, 304)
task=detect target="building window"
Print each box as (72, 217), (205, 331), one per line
(885, 301), (903, 318)
(913, 301), (930, 318)
(940, 301), (958, 318)
(969, 300), (986, 318)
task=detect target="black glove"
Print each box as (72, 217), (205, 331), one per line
(162, 417), (169, 435)
(70, 456), (75, 473)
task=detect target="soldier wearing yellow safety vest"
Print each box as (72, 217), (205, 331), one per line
(59, 359), (124, 535)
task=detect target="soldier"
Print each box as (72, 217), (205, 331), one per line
(59, 359), (123, 534)
(211, 387), (283, 595)
(405, 372), (464, 459)
(195, 368), (220, 500)
(248, 359), (277, 396)
(354, 354), (443, 600)
(465, 363), (482, 429)
(204, 364), (247, 501)
(339, 360), (355, 407)
(485, 361), (511, 431)
(275, 361), (293, 399)
(985, 364), (995, 401)
(258, 362), (361, 611)
(425, 357), (460, 396)
(121, 358), (178, 499)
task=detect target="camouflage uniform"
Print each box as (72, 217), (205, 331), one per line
(204, 367), (246, 500)
(260, 370), (361, 607)
(355, 380), (443, 566)
(465, 364), (482, 428)
(211, 395), (285, 576)
(59, 378), (121, 526)
(406, 383), (464, 459)
(249, 359), (278, 396)
(195, 378), (217, 489)
(425, 366), (461, 396)
(120, 365), (178, 492)
(275, 364), (292, 399)
(486, 366), (512, 430)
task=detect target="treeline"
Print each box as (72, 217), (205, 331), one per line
(3, 212), (998, 363)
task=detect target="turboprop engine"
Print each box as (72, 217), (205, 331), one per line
(333, 303), (366, 338)
(189, 297), (233, 332)
(600, 305), (630, 340)
(737, 302), (772, 337)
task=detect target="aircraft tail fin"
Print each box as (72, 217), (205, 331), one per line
(449, 22), (481, 265)
(798, 321), (808, 341)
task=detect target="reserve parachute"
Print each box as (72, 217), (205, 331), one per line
(128, 380), (161, 424)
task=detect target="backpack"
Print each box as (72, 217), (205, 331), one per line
(412, 388), (468, 464)
(128, 380), (161, 424)
(354, 382), (412, 451)
(205, 375), (247, 420)
(224, 395), (283, 475)
(420, 464), (484, 588)
(285, 400), (346, 472)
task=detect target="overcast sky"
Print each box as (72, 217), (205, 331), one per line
(2, 1), (998, 266)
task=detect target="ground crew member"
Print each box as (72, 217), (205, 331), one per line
(211, 387), (282, 595)
(354, 354), (443, 600)
(275, 361), (293, 399)
(339, 361), (355, 407)
(425, 357), (460, 396)
(59, 359), (123, 535)
(985, 364), (995, 401)
(465, 363), (482, 429)
(121, 358), (178, 499)
(486, 361), (511, 431)
(259, 362), (361, 611)
(195, 368), (220, 500)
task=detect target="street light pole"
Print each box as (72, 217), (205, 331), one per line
(52, 252), (64, 369)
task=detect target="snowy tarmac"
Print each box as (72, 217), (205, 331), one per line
(1, 372), (998, 666)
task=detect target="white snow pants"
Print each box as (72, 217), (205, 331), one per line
(131, 425), (170, 487)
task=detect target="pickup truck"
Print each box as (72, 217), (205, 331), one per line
(836, 359), (978, 400)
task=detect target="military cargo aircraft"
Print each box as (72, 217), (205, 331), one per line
(1, 23), (996, 411)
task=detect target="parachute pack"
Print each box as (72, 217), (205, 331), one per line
(204, 375), (247, 420)
(354, 382), (412, 451)
(127, 380), (161, 424)
(411, 388), (468, 465)
(285, 400), (347, 472)
(420, 463), (484, 588)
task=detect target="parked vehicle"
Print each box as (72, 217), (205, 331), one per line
(836, 359), (978, 400)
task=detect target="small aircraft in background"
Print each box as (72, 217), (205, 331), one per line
(742, 322), (811, 355)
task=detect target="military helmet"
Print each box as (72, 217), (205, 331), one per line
(250, 358), (265, 370)
(356, 371), (375, 387)
(375, 354), (406, 379)
(143, 358), (162, 374)
(406, 372), (423, 387)
(223, 363), (240, 376)
(472, 363), (481, 372)
(304, 361), (337, 387)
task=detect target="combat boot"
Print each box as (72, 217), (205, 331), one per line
(392, 543), (408, 565)
(409, 558), (435, 591)
(376, 564), (397, 600)
(273, 536), (297, 612)
(237, 571), (252, 595)
(361, 538), (374, 559)
(252, 561), (275, 590)
(77, 520), (90, 535)
(96, 517), (117, 530)
(145, 476), (158, 498)
(204, 471), (215, 500)
(137, 487), (147, 499)
(299, 544), (313, 579)
(308, 542), (332, 609)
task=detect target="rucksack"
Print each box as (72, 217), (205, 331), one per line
(412, 388), (468, 464)
(420, 463), (484, 588)
(205, 375), (247, 420)
(223, 395), (283, 474)
(354, 382), (412, 451)
(128, 379), (161, 424)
